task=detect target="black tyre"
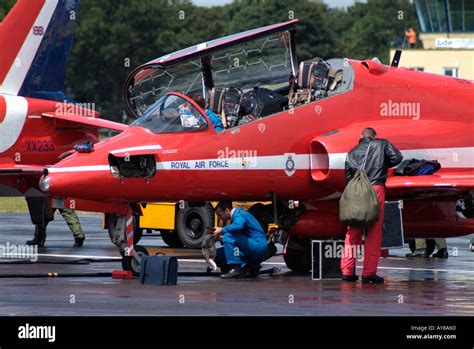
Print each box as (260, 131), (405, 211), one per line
(176, 204), (214, 248)
(248, 203), (273, 232)
(122, 245), (149, 276)
(283, 235), (311, 273)
(133, 214), (143, 244)
(107, 214), (118, 243)
(108, 214), (142, 245)
(161, 230), (184, 248)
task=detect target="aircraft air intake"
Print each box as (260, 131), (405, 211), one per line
(108, 153), (156, 179)
(310, 138), (346, 192)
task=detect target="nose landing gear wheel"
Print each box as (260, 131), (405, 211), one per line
(122, 245), (149, 276)
(108, 214), (143, 245)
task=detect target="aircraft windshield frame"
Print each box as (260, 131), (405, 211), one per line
(126, 60), (204, 117)
(131, 93), (208, 134)
(124, 23), (297, 119)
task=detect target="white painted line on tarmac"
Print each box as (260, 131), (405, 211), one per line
(31, 254), (474, 275)
(177, 259), (285, 266)
(179, 259), (212, 263)
(262, 262), (286, 266)
(34, 255), (285, 266)
(357, 266), (474, 274)
(36, 253), (121, 260)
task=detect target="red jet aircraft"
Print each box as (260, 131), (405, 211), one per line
(40, 20), (474, 273)
(0, 0), (126, 225)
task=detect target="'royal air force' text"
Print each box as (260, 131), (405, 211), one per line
(170, 160), (229, 169)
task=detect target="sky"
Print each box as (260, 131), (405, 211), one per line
(191, 0), (367, 8)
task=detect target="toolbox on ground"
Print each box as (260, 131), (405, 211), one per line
(140, 256), (178, 285)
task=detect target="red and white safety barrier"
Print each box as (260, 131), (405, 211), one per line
(125, 209), (134, 257)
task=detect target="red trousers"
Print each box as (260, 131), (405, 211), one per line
(341, 185), (385, 277)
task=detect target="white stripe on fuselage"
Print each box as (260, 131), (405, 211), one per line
(48, 165), (110, 173)
(156, 154), (310, 170)
(46, 147), (474, 173)
(110, 145), (163, 154)
(325, 147), (474, 170)
(0, 95), (28, 153)
(0, 0), (58, 95)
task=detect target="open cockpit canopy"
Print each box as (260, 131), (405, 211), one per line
(124, 20), (298, 119)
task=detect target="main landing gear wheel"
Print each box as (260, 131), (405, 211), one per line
(122, 245), (149, 276)
(283, 236), (311, 273)
(161, 230), (184, 248)
(176, 204), (214, 248)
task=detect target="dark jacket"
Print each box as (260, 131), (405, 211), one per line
(345, 137), (403, 186)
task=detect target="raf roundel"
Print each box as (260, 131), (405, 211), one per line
(0, 95), (6, 124)
(284, 153), (296, 177)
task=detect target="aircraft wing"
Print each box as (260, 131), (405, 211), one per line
(0, 163), (45, 176)
(387, 171), (473, 189)
(42, 112), (128, 132)
(311, 119), (473, 195)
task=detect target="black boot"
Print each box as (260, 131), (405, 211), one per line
(342, 274), (359, 282)
(432, 248), (448, 259)
(26, 226), (46, 247)
(73, 236), (85, 247)
(362, 274), (384, 284)
(246, 264), (262, 278)
(220, 265), (247, 279)
(405, 248), (429, 258)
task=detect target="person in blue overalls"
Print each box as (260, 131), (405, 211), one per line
(212, 201), (268, 279)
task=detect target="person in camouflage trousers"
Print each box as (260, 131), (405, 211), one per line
(27, 209), (85, 247)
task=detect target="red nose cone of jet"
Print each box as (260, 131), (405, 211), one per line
(40, 126), (158, 202)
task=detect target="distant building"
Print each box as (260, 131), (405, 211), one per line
(390, 0), (474, 80)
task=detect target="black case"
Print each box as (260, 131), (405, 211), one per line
(381, 200), (404, 248)
(140, 256), (178, 285)
(312, 240), (345, 280)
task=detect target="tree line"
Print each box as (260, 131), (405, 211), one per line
(0, 0), (418, 121)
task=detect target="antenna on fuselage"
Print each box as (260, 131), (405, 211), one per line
(390, 49), (402, 68)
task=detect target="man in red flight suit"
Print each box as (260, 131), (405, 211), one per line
(341, 127), (403, 284)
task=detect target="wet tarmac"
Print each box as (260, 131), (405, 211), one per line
(0, 213), (473, 316)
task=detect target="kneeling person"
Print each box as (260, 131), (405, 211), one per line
(213, 201), (268, 279)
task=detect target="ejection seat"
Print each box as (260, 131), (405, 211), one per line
(288, 58), (342, 107)
(209, 86), (243, 129)
(209, 87), (227, 128)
